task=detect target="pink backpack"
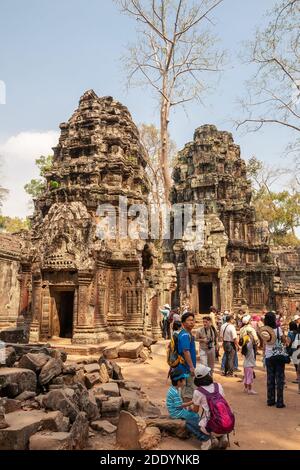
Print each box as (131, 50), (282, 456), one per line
(198, 383), (235, 435)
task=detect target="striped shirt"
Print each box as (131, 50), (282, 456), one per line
(166, 386), (197, 420)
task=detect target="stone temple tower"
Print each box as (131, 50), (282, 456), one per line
(28, 90), (154, 343)
(171, 124), (274, 314)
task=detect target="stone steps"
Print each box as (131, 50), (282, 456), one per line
(48, 340), (125, 357)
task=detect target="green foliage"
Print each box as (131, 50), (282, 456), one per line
(24, 179), (46, 198)
(0, 216), (29, 233)
(247, 156), (300, 246)
(49, 180), (59, 189)
(24, 155), (53, 198)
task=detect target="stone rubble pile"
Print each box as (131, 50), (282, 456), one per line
(0, 339), (186, 450)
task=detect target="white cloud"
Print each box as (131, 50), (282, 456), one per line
(0, 131), (59, 218)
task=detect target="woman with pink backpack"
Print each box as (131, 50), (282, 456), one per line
(191, 364), (235, 450)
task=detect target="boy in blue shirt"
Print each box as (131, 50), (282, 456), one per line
(176, 312), (197, 399)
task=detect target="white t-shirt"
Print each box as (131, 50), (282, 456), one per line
(220, 323), (237, 342)
(193, 383), (225, 428)
(265, 327), (283, 359)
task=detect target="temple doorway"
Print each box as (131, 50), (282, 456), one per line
(198, 282), (212, 314)
(52, 290), (74, 338)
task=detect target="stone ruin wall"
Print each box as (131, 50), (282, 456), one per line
(171, 124), (275, 314)
(1, 99), (300, 341)
(0, 90), (176, 344)
(0, 234), (22, 328)
(271, 246), (300, 320)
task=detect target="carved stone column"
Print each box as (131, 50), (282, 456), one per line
(29, 271), (42, 343)
(72, 270), (96, 344)
(151, 293), (161, 340)
(40, 283), (51, 340)
(16, 264), (31, 329)
(106, 268), (124, 338)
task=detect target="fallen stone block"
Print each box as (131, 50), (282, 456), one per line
(124, 381), (141, 391)
(39, 410), (67, 432)
(139, 347), (150, 361)
(118, 342), (144, 359)
(71, 383), (99, 421)
(137, 400), (161, 418)
(4, 347), (17, 367)
(139, 426), (161, 450)
(116, 410), (146, 450)
(140, 335), (155, 348)
(3, 398), (21, 414)
(85, 372), (101, 389)
(43, 389), (79, 422)
(15, 391), (36, 401)
(99, 363), (109, 383)
(120, 389), (138, 408)
(101, 397), (122, 418)
(19, 352), (49, 372)
(145, 417), (188, 438)
(0, 409), (70, 450)
(0, 368), (37, 397)
(29, 431), (73, 450)
(63, 364), (78, 375)
(84, 363), (100, 374)
(0, 403), (8, 429)
(97, 382), (120, 397)
(39, 358), (63, 385)
(111, 361), (123, 380)
(70, 412), (89, 450)
(102, 342), (124, 360)
(90, 420), (117, 434)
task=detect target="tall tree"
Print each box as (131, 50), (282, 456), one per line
(24, 155), (53, 199)
(115, 0), (225, 201)
(139, 123), (176, 208)
(237, 1), (300, 144)
(247, 156), (300, 246)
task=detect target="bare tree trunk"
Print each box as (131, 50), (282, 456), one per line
(160, 92), (172, 203)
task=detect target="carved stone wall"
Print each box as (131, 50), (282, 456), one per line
(0, 234), (23, 328)
(171, 125), (275, 314)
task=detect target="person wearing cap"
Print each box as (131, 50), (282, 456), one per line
(166, 368), (212, 449)
(261, 311), (286, 408)
(176, 312), (197, 399)
(220, 315), (239, 376)
(160, 303), (171, 340)
(191, 364), (229, 450)
(240, 315), (259, 345)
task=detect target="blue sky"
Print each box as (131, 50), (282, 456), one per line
(0, 0), (296, 217)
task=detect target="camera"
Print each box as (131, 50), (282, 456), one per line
(207, 339), (213, 350)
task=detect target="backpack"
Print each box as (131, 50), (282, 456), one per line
(198, 383), (235, 435)
(270, 328), (290, 365)
(167, 331), (185, 368)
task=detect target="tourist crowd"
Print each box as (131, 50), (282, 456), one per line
(160, 303), (300, 450)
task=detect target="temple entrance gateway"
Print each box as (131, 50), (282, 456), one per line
(198, 282), (213, 314)
(51, 290), (74, 338)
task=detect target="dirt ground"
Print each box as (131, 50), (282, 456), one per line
(116, 341), (300, 451)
